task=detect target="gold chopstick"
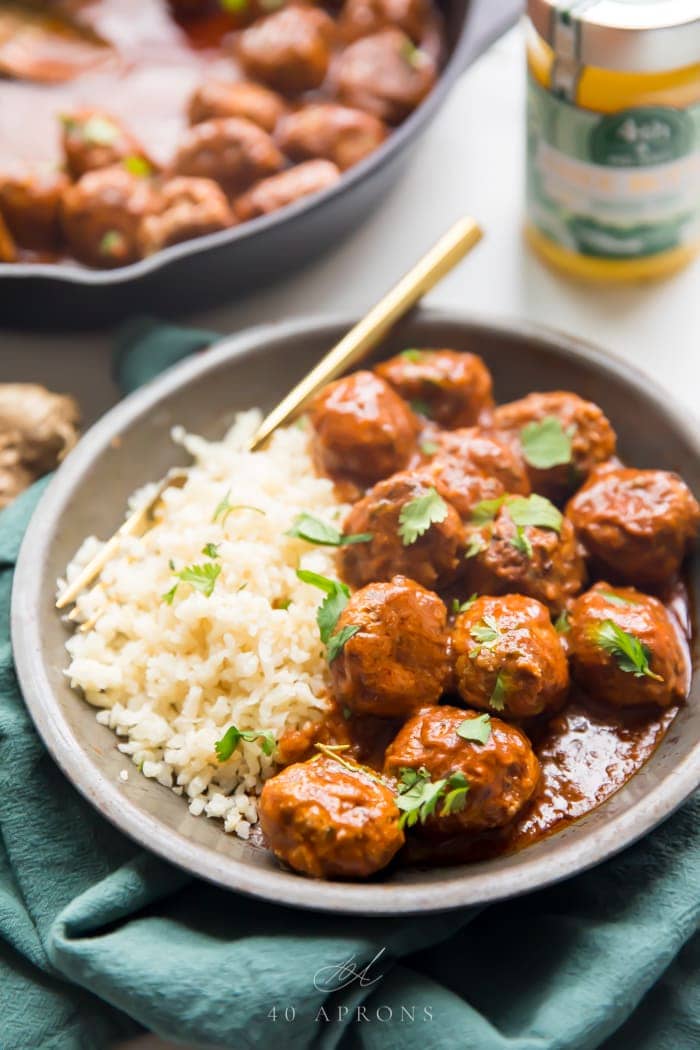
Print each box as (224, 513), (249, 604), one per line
(247, 215), (482, 451)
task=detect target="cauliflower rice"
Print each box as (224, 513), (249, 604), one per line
(62, 411), (348, 839)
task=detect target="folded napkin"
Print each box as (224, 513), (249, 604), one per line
(1, 320), (698, 1050)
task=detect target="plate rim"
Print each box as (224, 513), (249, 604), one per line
(11, 308), (700, 914)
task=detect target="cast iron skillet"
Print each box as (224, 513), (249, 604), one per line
(11, 309), (700, 915)
(0, 0), (520, 329)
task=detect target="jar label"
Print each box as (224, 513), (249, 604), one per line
(526, 74), (700, 259)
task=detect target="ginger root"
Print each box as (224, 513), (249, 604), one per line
(0, 384), (80, 508)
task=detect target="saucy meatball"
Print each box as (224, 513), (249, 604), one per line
(188, 80), (288, 133)
(259, 754), (404, 878)
(463, 496), (586, 614)
(427, 427), (531, 505)
(0, 168), (68, 252)
(340, 472), (464, 589)
(170, 117), (284, 195)
(61, 109), (151, 181)
(452, 594), (569, 718)
(339, 0), (432, 43)
(376, 349), (494, 428)
(567, 467), (700, 586)
(234, 159), (340, 221)
(335, 29), (437, 124)
(235, 7), (335, 95)
(276, 103), (387, 171)
(310, 370), (419, 485)
(384, 705), (540, 836)
(330, 576), (451, 718)
(60, 166), (155, 268)
(139, 177), (234, 255)
(492, 391), (617, 503)
(568, 583), (687, 708)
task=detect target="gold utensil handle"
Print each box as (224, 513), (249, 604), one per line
(248, 215), (482, 451)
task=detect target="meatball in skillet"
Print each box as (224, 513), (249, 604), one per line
(276, 103), (387, 171)
(568, 583), (687, 709)
(376, 349), (494, 429)
(463, 494), (585, 614)
(492, 391), (616, 504)
(567, 467), (700, 586)
(259, 754), (404, 878)
(61, 109), (152, 180)
(339, 0), (433, 43)
(335, 29), (437, 123)
(170, 117), (284, 195)
(310, 371), (420, 486)
(139, 177), (234, 254)
(234, 159), (340, 221)
(0, 168), (68, 252)
(188, 81), (288, 132)
(384, 705), (540, 836)
(339, 472), (464, 589)
(60, 166), (156, 268)
(234, 7), (336, 95)
(330, 575), (451, 718)
(452, 594), (569, 718)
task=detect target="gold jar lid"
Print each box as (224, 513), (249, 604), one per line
(528, 0), (700, 73)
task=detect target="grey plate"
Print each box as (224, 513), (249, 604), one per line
(11, 309), (700, 915)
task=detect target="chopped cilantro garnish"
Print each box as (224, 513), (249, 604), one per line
(176, 562), (221, 597)
(398, 487), (448, 545)
(452, 594), (478, 614)
(509, 524), (533, 558)
(469, 614), (501, 657)
(99, 230), (126, 257)
(506, 494), (563, 533)
(212, 489), (265, 524)
(123, 154), (152, 177)
(401, 348), (424, 362)
(410, 399), (432, 418)
(470, 496), (506, 524)
(215, 724), (275, 761)
(465, 533), (486, 559)
(420, 440), (439, 457)
(520, 417), (573, 470)
(554, 609), (570, 634)
(395, 767), (469, 828)
(286, 512), (371, 547)
(593, 619), (663, 681)
(327, 624), (360, 664)
(489, 672), (507, 710)
(201, 542), (220, 559)
(457, 713), (492, 744)
(600, 590), (638, 607)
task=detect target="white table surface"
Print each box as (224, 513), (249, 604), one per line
(2, 23), (699, 1050)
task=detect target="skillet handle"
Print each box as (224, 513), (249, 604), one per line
(457, 0), (523, 73)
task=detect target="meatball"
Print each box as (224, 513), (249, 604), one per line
(463, 496), (586, 614)
(339, 0), (432, 43)
(375, 349), (494, 428)
(0, 211), (17, 263)
(384, 705), (540, 836)
(330, 576), (451, 718)
(309, 370), (419, 485)
(188, 80), (288, 132)
(418, 428), (530, 521)
(0, 168), (68, 252)
(335, 29), (437, 124)
(60, 166), (156, 268)
(234, 159), (340, 221)
(493, 391), (617, 503)
(139, 177), (234, 254)
(340, 472), (464, 589)
(170, 117), (284, 195)
(234, 7), (335, 95)
(60, 109), (151, 180)
(567, 467), (700, 586)
(568, 582), (687, 708)
(452, 594), (569, 717)
(259, 754), (404, 878)
(276, 103), (387, 171)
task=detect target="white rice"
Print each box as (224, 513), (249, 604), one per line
(61, 411), (348, 839)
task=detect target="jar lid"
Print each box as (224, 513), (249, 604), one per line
(528, 0), (700, 73)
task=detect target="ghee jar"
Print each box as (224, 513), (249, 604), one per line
(525, 0), (700, 281)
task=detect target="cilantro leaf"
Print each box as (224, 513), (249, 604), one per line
(441, 772), (470, 816)
(295, 569), (352, 646)
(465, 533), (486, 559)
(212, 489), (265, 523)
(469, 614), (501, 655)
(470, 496), (506, 524)
(398, 487), (448, 545)
(202, 542), (220, 559)
(457, 713), (492, 744)
(510, 524), (533, 558)
(176, 562), (221, 597)
(215, 724), (276, 761)
(123, 154), (152, 177)
(554, 609), (570, 633)
(420, 440), (439, 457)
(286, 512), (371, 547)
(600, 590), (638, 607)
(452, 594), (478, 614)
(520, 416), (573, 469)
(506, 494), (563, 534)
(396, 767), (469, 827)
(401, 348), (424, 362)
(162, 584), (178, 605)
(593, 619), (663, 681)
(489, 672), (507, 710)
(327, 624), (360, 663)
(410, 399), (432, 418)
(99, 230), (126, 257)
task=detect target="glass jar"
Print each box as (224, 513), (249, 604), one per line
(525, 0), (700, 282)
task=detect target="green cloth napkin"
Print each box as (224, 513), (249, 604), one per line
(2, 321), (699, 1050)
